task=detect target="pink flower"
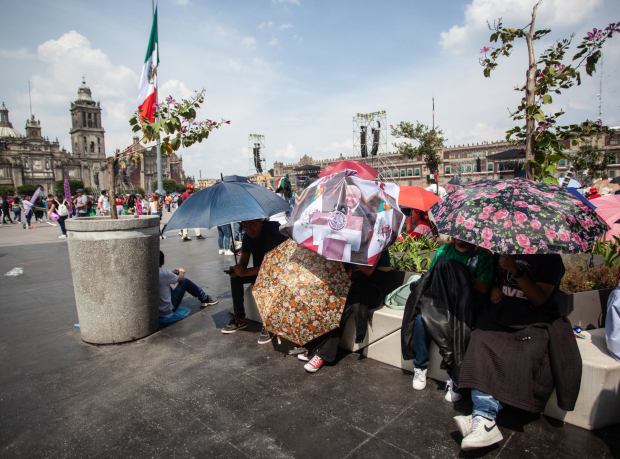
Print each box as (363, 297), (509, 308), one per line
(494, 209), (509, 220)
(496, 182), (507, 190)
(514, 211), (528, 225)
(530, 220), (542, 230)
(572, 232), (583, 244)
(464, 218), (476, 230)
(479, 213), (490, 220)
(581, 241), (589, 251)
(515, 201), (529, 208)
(482, 227), (493, 240)
(480, 241), (493, 249)
(480, 46), (491, 53)
(528, 205), (541, 212)
(545, 229), (556, 240)
(487, 193), (499, 198)
(549, 201), (561, 208)
(558, 229), (571, 242)
(483, 206), (496, 214)
(437, 206), (446, 216)
(516, 234), (531, 248)
(523, 247), (537, 254)
(503, 219), (512, 229)
(447, 212), (454, 220)
(456, 215), (465, 225)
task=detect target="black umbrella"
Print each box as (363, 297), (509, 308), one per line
(448, 176), (465, 186)
(610, 176), (620, 185)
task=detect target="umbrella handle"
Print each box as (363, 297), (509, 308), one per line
(230, 222), (238, 265)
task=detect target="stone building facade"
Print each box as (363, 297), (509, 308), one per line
(0, 80), (192, 196)
(273, 132), (620, 189)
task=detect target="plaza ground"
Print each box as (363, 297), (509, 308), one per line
(0, 212), (618, 458)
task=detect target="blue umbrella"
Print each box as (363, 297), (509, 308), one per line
(163, 181), (289, 233)
(567, 187), (596, 210)
(223, 175), (250, 183)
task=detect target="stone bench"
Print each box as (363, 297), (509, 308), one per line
(227, 284), (264, 324)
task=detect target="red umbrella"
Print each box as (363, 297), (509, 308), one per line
(399, 186), (441, 211)
(318, 160), (378, 180)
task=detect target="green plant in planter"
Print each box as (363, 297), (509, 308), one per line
(592, 235), (620, 267)
(389, 235), (444, 272)
(106, 90), (229, 219)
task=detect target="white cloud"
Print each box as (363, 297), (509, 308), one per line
(439, 0), (604, 55)
(159, 80), (193, 101)
(314, 139), (353, 153)
(279, 23), (294, 30)
(0, 47), (36, 60)
(272, 0), (300, 5)
(258, 21), (274, 29)
(275, 143), (299, 158)
(172, 0), (190, 5)
(293, 34), (303, 41)
(241, 36), (257, 50)
(268, 37), (279, 46)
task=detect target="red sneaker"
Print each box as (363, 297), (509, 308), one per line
(304, 355), (324, 373)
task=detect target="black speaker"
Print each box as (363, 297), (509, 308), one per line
(361, 126), (367, 158)
(371, 128), (380, 156)
(253, 147), (263, 173)
(476, 158), (481, 173)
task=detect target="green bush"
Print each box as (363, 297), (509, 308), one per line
(0, 186), (15, 196)
(16, 184), (38, 196)
(388, 235), (444, 272)
(55, 180), (85, 196)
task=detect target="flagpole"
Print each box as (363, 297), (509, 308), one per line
(153, 0), (163, 195)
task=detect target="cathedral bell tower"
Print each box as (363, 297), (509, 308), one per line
(69, 78), (105, 159)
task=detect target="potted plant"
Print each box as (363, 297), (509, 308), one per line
(65, 90), (228, 344)
(558, 237), (619, 330)
(389, 234), (445, 284)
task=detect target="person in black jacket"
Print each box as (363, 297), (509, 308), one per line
(222, 219), (287, 343)
(454, 253), (579, 451)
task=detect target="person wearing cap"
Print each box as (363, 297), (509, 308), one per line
(588, 187), (602, 200)
(180, 184), (204, 241)
(73, 189), (88, 218)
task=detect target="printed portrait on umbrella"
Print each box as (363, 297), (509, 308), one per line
(282, 171), (404, 265)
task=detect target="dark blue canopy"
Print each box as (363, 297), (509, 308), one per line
(223, 175), (250, 183)
(163, 181), (289, 232)
(567, 187), (596, 210)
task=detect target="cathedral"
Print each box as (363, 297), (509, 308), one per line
(0, 80), (191, 195)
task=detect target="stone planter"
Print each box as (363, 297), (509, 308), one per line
(65, 216), (160, 344)
(557, 288), (614, 330)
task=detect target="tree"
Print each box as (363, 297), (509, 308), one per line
(479, 3), (619, 182)
(152, 179), (178, 194)
(176, 183), (188, 193)
(569, 122), (617, 180)
(55, 180), (85, 195)
(16, 184), (38, 196)
(0, 186), (15, 196)
(390, 122), (445, 174)
(107, 90), (229, 219)
(135, 187), (145, 195)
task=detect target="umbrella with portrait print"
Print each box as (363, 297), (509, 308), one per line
(253, 238), (351, 345)
(430, 178), (608, 254)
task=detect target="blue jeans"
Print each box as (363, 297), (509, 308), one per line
(233, 222), (244, 242)
(217, 225), (231, 250)
(13, 209), (21, 222)
(58, 215), (68, 236)
(413, 314), (432, 369)
(171, 278), (208, 308)
(472, 390), (503, 420)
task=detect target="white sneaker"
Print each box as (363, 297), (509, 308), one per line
(461, 415), (503, 450)
(453, 415), (473, 437)
(223, 250), (234, 255)
(298, 352), (310, 362)
(445, 379), (462, 402)
(58, 235), (67, 239)
(412, 368), (427, 391)
(218, 249), (225, 254)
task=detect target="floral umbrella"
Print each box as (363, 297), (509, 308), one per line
(431, 178), (608, 254)
(253, 239), (351, 345)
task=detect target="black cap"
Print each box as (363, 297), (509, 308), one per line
(77, 189), (84, 193)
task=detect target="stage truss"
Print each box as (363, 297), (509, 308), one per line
(451, 151), (488, 181)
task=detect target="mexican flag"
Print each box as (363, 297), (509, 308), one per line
(138, 8), (158, 123)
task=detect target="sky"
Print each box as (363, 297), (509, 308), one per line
(1, 0), (619, 179)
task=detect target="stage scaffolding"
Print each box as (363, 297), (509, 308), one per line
(352, 111), (400, 184)
(451, 151), (488, 181)
(247, 134), (268, 186)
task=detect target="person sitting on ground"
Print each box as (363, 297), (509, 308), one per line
(411, 238), (494, 401)
(158, 251), (218, 320)
(405, 209), (432, 240)
(222, 218), (287, 342)
(299, 248), (395, 373)
(454, 253), (580, 451)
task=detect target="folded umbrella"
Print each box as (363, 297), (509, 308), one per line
(431, 178), (608, 254)
(318, 161), (379, 181)
(163, 181), (289, 232)
(253, 239), (351, 345)
(398, 186), (441, 211)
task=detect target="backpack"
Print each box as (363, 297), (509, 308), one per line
(57, 200), (69, 217)
(384, 274), (423, 310)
